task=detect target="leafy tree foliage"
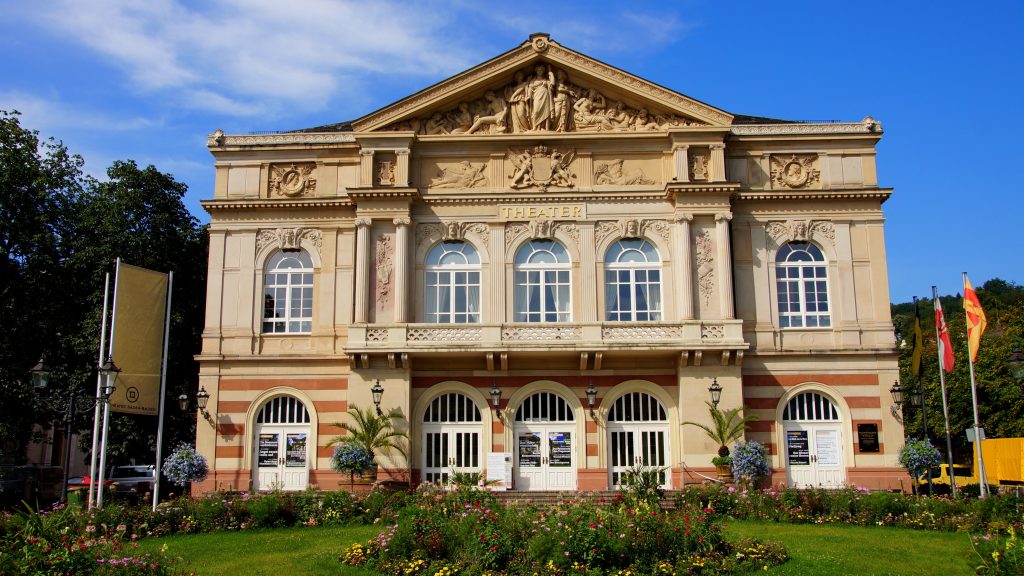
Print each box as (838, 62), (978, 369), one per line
(892, 280), (1024, 464)
(0, 110), (207, 468)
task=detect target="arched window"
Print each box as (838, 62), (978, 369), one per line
(256, 396), (311, 424)
(514, 239), (571, 322)
(424, 241), (481, 323)
(782, 392), (840, 421)
(776, 242), (830, 328)
(263, 250), (313, 333)
(604, 239), (662, 321)
(515, 392), (575, 422)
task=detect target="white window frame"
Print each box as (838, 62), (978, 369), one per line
(262, 250), (313, 334)
(604, 239), (663, 321)
(513, 239), (572, 323)
(775, 242), (831, 329)
(424, 241), (481, 323)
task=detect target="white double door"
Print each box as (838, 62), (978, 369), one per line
(609, 425), (670, 488)
(422, 425), (481, 484)
(515, 425), (576, 491)
(254, 425), (309, 491)
(784, 424), (845, 488)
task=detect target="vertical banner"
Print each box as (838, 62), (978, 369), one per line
(110, 262), (169, 415)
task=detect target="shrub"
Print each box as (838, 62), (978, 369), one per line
(620, 464), (667, 505)
(162, 443), (209, 487)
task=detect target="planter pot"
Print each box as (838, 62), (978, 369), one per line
(360, 467), (378, 483)
(715, 465), (734, 483)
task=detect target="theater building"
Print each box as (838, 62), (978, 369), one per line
(194, 34), (905, 494)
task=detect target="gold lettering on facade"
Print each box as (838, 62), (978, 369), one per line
(498, 205), (586, 220)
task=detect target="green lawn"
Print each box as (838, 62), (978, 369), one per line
(137, 521), (978, 575)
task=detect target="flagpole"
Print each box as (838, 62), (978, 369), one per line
(152, 271), (173, 512)
(87, 272), (111, 510)
(932, 286), (957, 497)
(962, 272), (988, 498)
(97, 258), (121, 509)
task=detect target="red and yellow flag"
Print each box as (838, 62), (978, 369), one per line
(934, 297), (955, 373)
(963, 274), (987, 362)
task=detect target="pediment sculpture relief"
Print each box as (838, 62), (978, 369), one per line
(594, 159), (655, 185)
(383, 63), (706, 135)
(770, 154), (821, 189)
(430, 161), (487, 188)
(270, 163), (317, 197)
(508, 145), (575, 191)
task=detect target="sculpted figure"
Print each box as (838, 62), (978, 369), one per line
(467, 90), (508, 134)
(431, 161), (486, 188)
(574, 89), (613, 131)
(595, 159), (655, 185)
(632, 108), (660, 131)
(527, 64), (555, 131)
(448, 103), (473, 134)
(508, 150), (534, 188)
(549, 150), (575, 187)
(552, 70), (574, 132)
(604, 101), (632, 130)
(424, 112), (449, 135)
(506, 71), (530, 133)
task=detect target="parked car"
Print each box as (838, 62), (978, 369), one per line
(108, 465), (156, 499)
(0, 466), (64, 509)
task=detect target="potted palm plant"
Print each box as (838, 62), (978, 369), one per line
(328, 405), (408, 483)
(683, 401), (757, 482)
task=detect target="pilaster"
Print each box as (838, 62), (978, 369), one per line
(359, 150), (374, 187)
(393, 217), (411, 322)
(716, 212), (734, 319)
(710, 143), (726, 182)
(580, 222), (598, 322)
(673, 145), (690, 182)
(354, 217), (372, 323)
(674, 213), (694, 319)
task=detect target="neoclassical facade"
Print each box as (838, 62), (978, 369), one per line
(194, 34), (904, 494)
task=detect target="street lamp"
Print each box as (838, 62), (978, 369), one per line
(908, 386), (923, 409)
(585, 381), (598, 419)
(889, 380), (905, 409)
(30, 353), (90, 504)
(30, 354), (51, 389)
(489, 382), (502, 417)
(371, 380), (384, 416)
(708, 378), (722, 408)
(1008, 348), (1024, 383)
(97, 356), (120, 399)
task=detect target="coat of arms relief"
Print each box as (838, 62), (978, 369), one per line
(507, 145), (576, 191)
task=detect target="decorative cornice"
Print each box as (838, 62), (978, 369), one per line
(730, 118), (881, 136)
(735, 189), (892, 202)
(201, 198), (354, 212)
(208, 132), (356, 148)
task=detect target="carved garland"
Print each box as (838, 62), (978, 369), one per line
(695, 229), (715, 307)
(256, 227), (323, 256)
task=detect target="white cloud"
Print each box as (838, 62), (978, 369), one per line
(0, 91), (164, 133)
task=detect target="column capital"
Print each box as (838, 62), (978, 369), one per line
(710, 143), (726, 150)
(359, 149), (374, 156)
(715, 212), (733, 223)
(354, 216), (372, 228)
(393, 216), (411, 227)
(395, 148), (411, 156)
(674, 212), (694, 223)
(672, 144), (690, 151)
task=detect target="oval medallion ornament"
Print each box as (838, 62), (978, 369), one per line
(770, 154), (820, 189)
(270, 163), (317, 197)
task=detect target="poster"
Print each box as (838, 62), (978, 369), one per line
(815, 430), (840, 466)
(258, 433), (279, 467)
(518, 433), (541, 467)
(286, 433), (307, 467)
(548, 432), (572, 467)
(786, 430), (810, 466)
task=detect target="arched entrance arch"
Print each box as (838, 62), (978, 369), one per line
(419, 391), (485, 483)
(513, 390), (578, 490)
(606, 391), (671, 488)
(252, 394), (311, 491)
(780, 389), (847, 488)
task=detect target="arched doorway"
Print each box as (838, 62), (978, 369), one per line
(782, 391), (845, 487)
(421, 392), (484, 483)
(253, 395), (310, 491)
(514, 391), (576, 490)
(607, 392), (670, 488)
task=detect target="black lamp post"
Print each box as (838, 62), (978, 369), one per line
(371, 380), (384, 416)
(585, 381), (598, 419)
(30, 354), (91, 504)
(489, 382), (502, 417)
(708, 378), (722, 408)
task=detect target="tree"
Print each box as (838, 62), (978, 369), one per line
(683, 401), (757, 459)
(328, 405), (409, 462)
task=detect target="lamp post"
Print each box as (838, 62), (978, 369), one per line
(708, 378), (722, 409)
(95, 356), (119, 509)
(489, 382), (502, 418)
(585, 382), (598, 419)
(1008, 348), (1024, 385)
(371, 380), (384, 416)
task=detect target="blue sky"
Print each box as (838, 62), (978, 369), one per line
(2, 0), (1021, 303)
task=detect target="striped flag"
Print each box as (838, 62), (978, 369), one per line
(963, 275), (987, 362)
(934, 296), (955, 373)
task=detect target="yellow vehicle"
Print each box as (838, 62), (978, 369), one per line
(925, 438), (1024, 491)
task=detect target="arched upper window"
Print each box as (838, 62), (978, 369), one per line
(604, 239), (662, 321)
(514, 239), (571, 322)
(263, 250), (313, 333)
(423, 392), (483, 423)
(424, 241), (481, 323)
(515, 392), (575, 422)
(607, 392), (668, 422)
(256, 396), (310, 424)
(775, 242), (830, 329)
(782, 391), (840, 421)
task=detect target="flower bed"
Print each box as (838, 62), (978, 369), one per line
(340, 485), (787, 575)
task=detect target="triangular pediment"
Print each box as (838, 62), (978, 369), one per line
(352, 34), (732, 134)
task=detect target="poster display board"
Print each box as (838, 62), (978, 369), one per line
(548, 432), (572, 467)
(518, 433), (541, 467)
(816, 430), (840, 466)
(486, 452), (513, 490)
(786, 430), (810, 465)
(857, 424), (879, 453)
(286, 433), (307, 467)
(258, 433), (279, 467)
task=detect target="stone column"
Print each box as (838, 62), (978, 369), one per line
(673, 145), (690, 182)
(359, 150), (374, 187)
(393, 217), (411, 323)
(715, 213), (734, 319)
(710, 143), (726, 182)
(354, 217), (372, 323)
(675, 213), (694, 319)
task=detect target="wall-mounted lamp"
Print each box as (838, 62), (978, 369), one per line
(585, 381), (598, 419)
(889, 380), (905, 409)
(179, 387), (214, 424)
(371, 379), (384, 416)
(97, 356), (120, 399)
(489, 382), (502, 417)
(708, 377), (722, 408)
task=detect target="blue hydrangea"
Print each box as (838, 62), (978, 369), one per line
(330, 444), (374, 474)
(730, 440), (770, 482)
(898, 438), (941, 478)
(163, 443), (209, 486)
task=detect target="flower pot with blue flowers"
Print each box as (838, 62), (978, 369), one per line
(331, 444), (375, 488)
(328, 405), (408, 487)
